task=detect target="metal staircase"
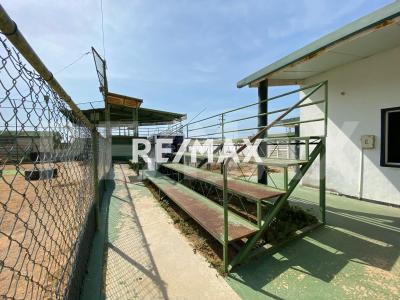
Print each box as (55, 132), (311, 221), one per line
(145, 81), (328, 272)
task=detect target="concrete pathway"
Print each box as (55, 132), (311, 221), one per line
(227, 181), (400, 299)
(103, 164), (240, 300)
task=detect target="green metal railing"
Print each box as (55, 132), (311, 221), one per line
(220, 81), (328, 272)
(186, 82), (326, 140)
(181, 81), (328, 272)
(227, 139), (326, 270)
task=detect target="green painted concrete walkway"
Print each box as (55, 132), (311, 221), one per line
(83, 165), (399, 299)
(102, 164), (240, 299)
(227, 182), (400, 299)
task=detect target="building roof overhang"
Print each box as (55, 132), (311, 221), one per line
(237, 2), (400, 88)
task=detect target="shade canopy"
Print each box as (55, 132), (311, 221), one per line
(106, 92), (142, 109)
(82, 105), (186, 126)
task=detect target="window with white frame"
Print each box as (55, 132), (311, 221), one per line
(381, 107), (400, 167)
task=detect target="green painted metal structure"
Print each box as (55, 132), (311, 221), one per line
(163, 163), (285, 202)
(145, 81), (328, 273)
(80, 105), (186, 126)
(222, 82), (328, 272)
(145, 170), (259, 242)
(227, 140), (326, 270)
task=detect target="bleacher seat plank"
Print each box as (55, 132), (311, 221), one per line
(162, 163), (285, 202)
(257, 158), (308, 167)
(144, 171), (258, 243)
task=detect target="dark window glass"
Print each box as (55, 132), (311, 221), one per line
(387, 110), (400, 163)
(381, 107), (400, 167)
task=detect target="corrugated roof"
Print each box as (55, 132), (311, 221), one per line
(237, 2), (400, 88)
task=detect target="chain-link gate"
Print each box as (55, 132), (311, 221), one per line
(0, 6), (111, 299)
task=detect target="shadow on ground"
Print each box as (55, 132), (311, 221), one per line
(228, 190), (400, 299)
(103, 164), (169, 300)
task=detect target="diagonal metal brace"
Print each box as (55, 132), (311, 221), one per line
(229, 140), (324, 270)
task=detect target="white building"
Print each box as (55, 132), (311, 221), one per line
(237, 2), (400, 206)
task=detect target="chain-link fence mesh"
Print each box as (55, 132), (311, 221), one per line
(91, 47), (107, 96)
(0, 34), (109, 299)
(91, 47), (112, 183)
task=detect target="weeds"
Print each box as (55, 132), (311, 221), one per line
(144, 179), (317, 275)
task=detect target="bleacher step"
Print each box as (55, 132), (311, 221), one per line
(144, 171), (259, 243)
(162, 163), (285, 202)
(256, 158), (308, 167)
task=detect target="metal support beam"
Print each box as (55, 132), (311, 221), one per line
(294, 125), (300, 173)
(257, 80), (268, 184)
(320, 138), (326, 223)
(132, 107), (139, 137)
(256, 201), (262, 228)
(229, 141), (324, 270)
(223, 161), (229, 273)
(283, 167), (288, 191)
(220, 113), (225, 174)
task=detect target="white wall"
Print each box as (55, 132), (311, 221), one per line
(300, 45), (400, 205)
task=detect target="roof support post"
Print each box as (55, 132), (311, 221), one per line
(294, 124), (300, 173)
(257, 80), (268, 184)
(132, 107), (139, 137)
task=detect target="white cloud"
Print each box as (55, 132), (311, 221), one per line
(1, 0), (392, 110)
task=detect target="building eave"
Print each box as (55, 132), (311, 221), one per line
(237, 2), (400, 88)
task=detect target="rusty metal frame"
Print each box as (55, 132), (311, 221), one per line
(228, 139), (326, 270)
(221, 81), (328, 272)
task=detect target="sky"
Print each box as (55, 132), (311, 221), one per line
(2, 0), (394, 124)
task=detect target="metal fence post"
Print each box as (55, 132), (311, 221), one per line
(223, 160), (229, 273)
(324, 81), (328, 137)
(221, 113), (225, 141)
(220, 114), (225, 174)
(321, 81), (328, 223)
(103, 140), (107, 191)
(92, 130), (100, 231)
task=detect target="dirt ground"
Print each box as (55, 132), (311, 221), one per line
(0, 162), (93, 299)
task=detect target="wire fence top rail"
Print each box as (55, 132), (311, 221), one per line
(0, 5), (94, 131)
(0, 5), (111, 300)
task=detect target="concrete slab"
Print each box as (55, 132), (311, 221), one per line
(103, 164), (240, 300)
(226, 179), (400, 299)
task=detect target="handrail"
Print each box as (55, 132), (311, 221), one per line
(157, 107), (208, 137)
(188, 83), (326, 140)
(193, 99), (325, 130)
(224, 81), (325, 159)
(192, 82), (322, 126)
(188, 122), (221, 132)
(221, 81), (327, 271)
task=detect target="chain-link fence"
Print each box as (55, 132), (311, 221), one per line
(0, 17), (110, 300)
